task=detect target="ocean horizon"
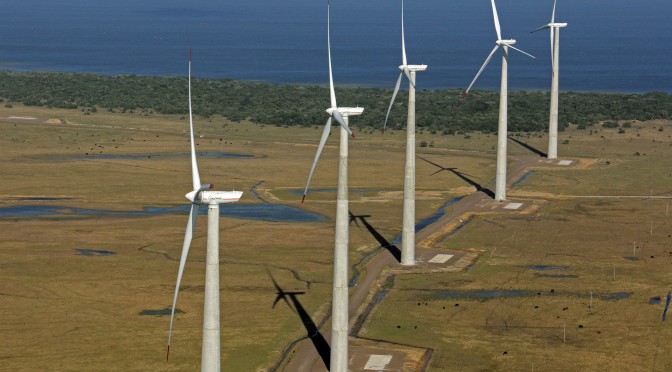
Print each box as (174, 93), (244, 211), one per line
(1, 0), (670, 94)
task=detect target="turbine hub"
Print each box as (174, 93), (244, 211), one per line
(185, 190), (199, 203)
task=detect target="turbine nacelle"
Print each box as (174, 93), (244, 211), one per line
(496, 39), (516, 46)
(326, 107), (364, 117)
(533, 22), (568, 33)
(399, 64), (427, 72)
(185, 189), (242, 204)
(200, 190), (243, 204)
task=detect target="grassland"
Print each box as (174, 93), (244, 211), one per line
(360, 122), (672, 371)
(1, 103), (671, 371)
(0, 104), (466, 371)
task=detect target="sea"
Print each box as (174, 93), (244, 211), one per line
(1, 0), (670, 93)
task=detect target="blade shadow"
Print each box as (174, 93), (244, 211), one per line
(418, 156), (495, 199)
(267, 269), (330, 369)
(507, 136), (547, 158)
(349, 211), (401, 262)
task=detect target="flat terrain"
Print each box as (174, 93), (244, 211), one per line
(1, 104), (671, 371)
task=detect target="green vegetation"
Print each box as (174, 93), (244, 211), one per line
(1, 71), (671, 133)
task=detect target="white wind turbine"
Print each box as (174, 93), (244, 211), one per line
(166, 49), (243, 371)
(301, 1), (363, 370)
(383, 0), (427, 266)
(532, 0), (567, 160)
(463, 0), (535, 202)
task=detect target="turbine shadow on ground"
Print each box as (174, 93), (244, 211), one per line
(349, 211), (402, 262)
(267, 269), (330, 369)
(418, 156), (496, 199)
(507, 136), (548, 157)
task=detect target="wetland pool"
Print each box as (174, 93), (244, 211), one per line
(0, 203), (324, 223)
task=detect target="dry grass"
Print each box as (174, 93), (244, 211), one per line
(0, 104), (458, 370)
(2, 104), (672, 370)
(361, 120), (672, 371)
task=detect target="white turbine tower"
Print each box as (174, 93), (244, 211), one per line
(533, 0), (567, 160)
(463, 0), (535, 202)
(383, 0), (427, 266)
(166, 49), (243, 372)
(302, 1), (363, 370)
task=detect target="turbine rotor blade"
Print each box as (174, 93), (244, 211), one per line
(401, 0), (407, 66)
(551, 0), (557, 69)
(327, 0), (337, 108)
(508, 45), (537, 60)
(383, 72), (404, 133)
(403, 67), (415, 89)
(167, 203), (199, 360)
(531, 24), (550, 33)
(491, 0), (502, 40)
(464, 45), (500, 96)
(550, 26), (555, 69)
(302, 117), (332, 203)
(188, 50), (201, 191)
(332, 109), (353, 137)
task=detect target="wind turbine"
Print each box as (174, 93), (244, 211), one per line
(166, 49), (243, 371)
(383, 0), (427, 266)
(532, 0), (567, 160)
(463, 0), (535, 202)
(301, 1), (363, 370)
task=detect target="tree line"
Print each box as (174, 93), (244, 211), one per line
(0, 71), (670, 133)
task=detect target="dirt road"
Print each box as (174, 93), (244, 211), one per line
(281, 153), (563, 371)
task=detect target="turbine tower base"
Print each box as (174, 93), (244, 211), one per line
(202, 203), (221, 372)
